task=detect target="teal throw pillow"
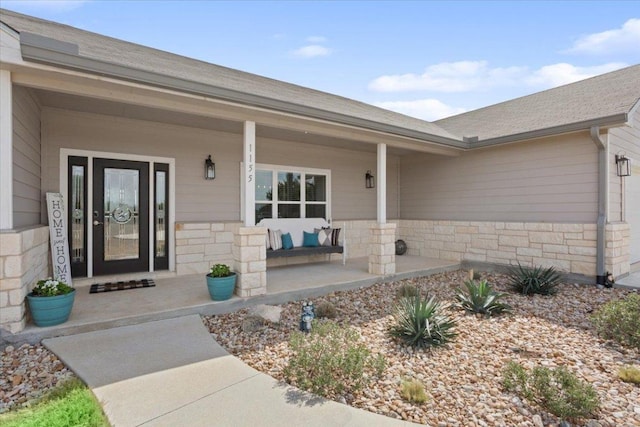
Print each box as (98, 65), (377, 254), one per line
(303, 231), (319, 247)
(281, 232), (294, 250)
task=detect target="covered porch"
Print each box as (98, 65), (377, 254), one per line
(8, 256), (458, 343)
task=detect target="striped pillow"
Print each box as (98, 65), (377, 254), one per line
(316, 228), (341, 246)
(268, 229), (282, 250)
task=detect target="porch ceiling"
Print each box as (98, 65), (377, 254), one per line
(35, 88), (455, 156)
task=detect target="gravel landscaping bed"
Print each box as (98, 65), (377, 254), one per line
(0, 343), (75, 413)
(204, 270), (640, 427)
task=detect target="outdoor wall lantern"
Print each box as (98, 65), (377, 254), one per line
(365, 170), (375, 188)
(615, 154), (631, 177)
(204, 155), (216, 180)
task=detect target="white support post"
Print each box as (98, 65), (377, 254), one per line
(377, 143), (387, 224)
(0, 70), (13, 230)
(243, 121), (256, 226)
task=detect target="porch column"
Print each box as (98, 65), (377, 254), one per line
(233, 226), (267, 297)
(377, 143), (386, 224)
(243, 121), (256, 226)
(369, 143), (396, 275)
(0, 70), (13, 230)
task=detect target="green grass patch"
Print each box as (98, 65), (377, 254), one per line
(0, 378), (109, 427)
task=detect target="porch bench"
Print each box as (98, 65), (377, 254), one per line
(257, 218), (346, 265)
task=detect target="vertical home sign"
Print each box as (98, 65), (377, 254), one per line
(46, 192), (73, 286)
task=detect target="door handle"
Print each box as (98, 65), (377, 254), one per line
(93, 210), (103, 226)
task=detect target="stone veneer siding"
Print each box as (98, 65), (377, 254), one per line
(369, 223), (396, 275)
(396, 220), (630, 278)
(0, 226), (50, 334)
(233, 226), (267, 297)
(175, 222), (239, 275)
(606, 222), (630, 278)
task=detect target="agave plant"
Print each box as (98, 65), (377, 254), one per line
(507, 263), (563, 295)
(455, 280), (511, 317)
(388, 295), (457, 349)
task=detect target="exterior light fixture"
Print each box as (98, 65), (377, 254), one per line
(365, 170), (375, 189)
(204, 155), (215, 180)
(615, 154), (630, 177)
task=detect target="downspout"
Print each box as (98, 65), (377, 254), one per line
(590, 126), (612, 287)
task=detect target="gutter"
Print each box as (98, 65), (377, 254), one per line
(590, 126), (613, 287)
(18, 32), (468, 149)
(470, 114), (628, 149)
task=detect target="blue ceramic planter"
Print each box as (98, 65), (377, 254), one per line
(206, 273), (237, 301)
(26, 289), (75, 327)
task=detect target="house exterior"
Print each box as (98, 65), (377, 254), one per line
(1, 9), (639, 334)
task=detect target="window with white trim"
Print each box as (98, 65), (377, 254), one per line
(255, 165), (330, 223)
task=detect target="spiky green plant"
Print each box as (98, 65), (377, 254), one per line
(388, 295), (457, 349)
(455, 279), (511, 317)
(507, 263), (563, 295)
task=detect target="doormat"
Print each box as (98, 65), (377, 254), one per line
(90, 279), (155, 294)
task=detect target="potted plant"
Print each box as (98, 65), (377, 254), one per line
(26, 279), (75, 327)
(206, 264), (237, 301)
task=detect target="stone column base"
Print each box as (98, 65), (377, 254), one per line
(233, 226), (267, 297)
(369, 223), (396, 275)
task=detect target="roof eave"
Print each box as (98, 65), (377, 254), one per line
(18, 32), (467, 149)
(468, 113), (629, 149)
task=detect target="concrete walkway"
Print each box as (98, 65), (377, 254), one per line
(43, 315), (419, 427)
(616, 270), (640, 289)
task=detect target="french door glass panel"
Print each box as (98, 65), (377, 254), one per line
(103, 168), (140, 261)
(71, 165), (85, 263)
(93, 158), (149, 275)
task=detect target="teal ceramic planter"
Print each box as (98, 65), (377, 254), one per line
(26, 289), (75, 327)
(206, 273), (237, 301)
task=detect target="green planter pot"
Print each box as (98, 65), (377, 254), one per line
(206, 273), (237, 301)
(26, 289), (76, 327)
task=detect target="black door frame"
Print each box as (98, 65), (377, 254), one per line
(92, 158), (150, 276)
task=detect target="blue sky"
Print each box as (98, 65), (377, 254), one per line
(2, 1), (639, 120)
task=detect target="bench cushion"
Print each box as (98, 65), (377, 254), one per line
(266, 245), (343, 259)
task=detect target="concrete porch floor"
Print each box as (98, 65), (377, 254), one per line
(4, 256), (459, 345)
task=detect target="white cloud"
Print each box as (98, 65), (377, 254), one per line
(292, 45), (332, 58)
(306, 36), (327, 43)
(369, 60), (629, 94)
(374, 99), (467, 121)
(2, 0), (88, 11)
(369, 61), (527, 92)
(525, 62), (628, 87)
(567, 18), (640, 55)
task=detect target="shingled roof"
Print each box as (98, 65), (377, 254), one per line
(436, 64), (640, 144)
(1, 8), (639, 148)
(0, 9), (459, 143)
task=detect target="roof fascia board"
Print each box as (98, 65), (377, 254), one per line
(468, 113), (628, 149)
(19, 32), (467, 149)
(627, 98), (640, 124)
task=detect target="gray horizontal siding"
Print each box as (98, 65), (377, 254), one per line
(42, 108), (242, 222)
(400, 132), (598, 222)
(42, 108), (399, 222)
(609, 106), (640, 221)
(12, 85), (41, 228)
(257, 138), (399, 220)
